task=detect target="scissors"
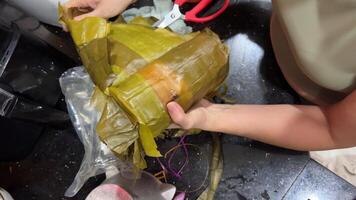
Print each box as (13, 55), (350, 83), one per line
(153, 0), (230, 28)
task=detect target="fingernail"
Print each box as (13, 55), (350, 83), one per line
(167, 103), (177, 114)
(167, 104), (174, 112)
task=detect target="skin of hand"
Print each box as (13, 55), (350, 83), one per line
(64, 0), (136, 20)
(167, 90), (356, 151)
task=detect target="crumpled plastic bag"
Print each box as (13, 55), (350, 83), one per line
(122, 0), (192, 34)
(59, 5), (229, 169)
(60, 67), (225, 199)
(59, 67), (120, 197)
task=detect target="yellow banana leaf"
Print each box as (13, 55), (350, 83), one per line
(197, 134), (224, 200)
(59, 5), (229, 168)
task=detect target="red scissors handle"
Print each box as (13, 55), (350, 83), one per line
(175, 0), (230, 23)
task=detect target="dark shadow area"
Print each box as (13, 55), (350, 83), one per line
(193, 0), (300, 105)
(0, 127), (105, 200)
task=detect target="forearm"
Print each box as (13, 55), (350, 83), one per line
(198, 104), (339, 151)
(168, 92), (356, 150)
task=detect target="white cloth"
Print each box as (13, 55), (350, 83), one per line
(310, 148), (356, 186)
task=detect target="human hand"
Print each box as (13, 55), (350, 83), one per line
(167, 99), (213, 130)
(64, 0), (136, 21)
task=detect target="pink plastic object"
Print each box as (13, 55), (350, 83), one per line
(173, 192), (186, 200)
(86, 184), (133, 200)
(175, 0), (230, 23)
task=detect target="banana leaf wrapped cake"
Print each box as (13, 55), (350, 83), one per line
(60, 6), (229, 169)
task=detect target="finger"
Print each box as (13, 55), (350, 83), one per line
(95, 1), (132, 19)
(74, 9), (100, 20)
(87, 0), (100, 8)
(64, 0), (89, 8)
(167, 102), (193, 130)
(115, 1), (135, 15)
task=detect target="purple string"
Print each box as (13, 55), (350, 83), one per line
(156, 133), (189, 180)
(168, 134), (189, 179)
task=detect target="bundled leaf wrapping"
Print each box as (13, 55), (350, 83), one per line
(60, 6), (229, 168)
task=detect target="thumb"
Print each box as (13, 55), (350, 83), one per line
(167, 102), (193, 130)
(74, 9), (100, 21)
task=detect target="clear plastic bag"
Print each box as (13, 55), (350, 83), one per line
(59, 67), (119, 197)
(122, 0), (192, 34)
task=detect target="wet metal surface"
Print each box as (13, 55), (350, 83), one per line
(283, 160), (356, 200)
(215, 141), (309, 200)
